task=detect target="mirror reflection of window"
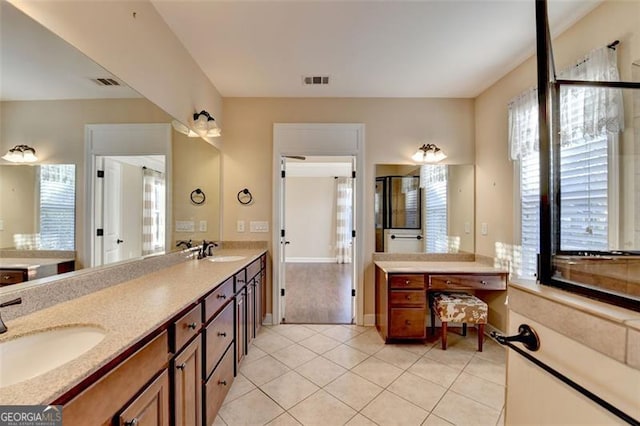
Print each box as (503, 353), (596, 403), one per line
(420, 165), (449, 253)
(38, 164), (76, 250)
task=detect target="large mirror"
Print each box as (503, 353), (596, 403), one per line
(0, 2), (221, 287)
(375, 164), (474, 253)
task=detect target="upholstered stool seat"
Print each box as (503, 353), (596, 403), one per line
(430, 292), (488, 351)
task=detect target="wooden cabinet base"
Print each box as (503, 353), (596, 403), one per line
(118, 370), (170, 426)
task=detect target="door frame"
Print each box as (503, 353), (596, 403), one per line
(85, 123), (172, 267)
(272, 123), (365, 325)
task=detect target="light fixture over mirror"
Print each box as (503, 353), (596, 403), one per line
(412, 143), (446, 163)
(2, 144), (38, 163)
(191, 110), (221, 138)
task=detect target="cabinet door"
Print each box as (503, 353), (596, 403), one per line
(235, 289), (246, 367)
(204, 346), (235, 426)
(255, 272), (263, 335)
(247, 280), (255, 345)
(173, 338), (202, 426)
(118, 370), (169, 426)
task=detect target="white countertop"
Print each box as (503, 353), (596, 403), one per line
(374, 261), (508, 274)
(0, 248), (265, 405)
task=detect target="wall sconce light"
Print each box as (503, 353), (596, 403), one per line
(171, 120), (200, 138)
(191, 110), (221, 138)
(411, 143), (446, 163)
(2, 144), (38, 163)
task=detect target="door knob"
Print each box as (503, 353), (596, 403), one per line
(116, 239), (124, 244)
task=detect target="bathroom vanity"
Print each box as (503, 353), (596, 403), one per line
(0, 257), (75, 286)
(375, 261), (508, 342)
(0, 248), (266, 426)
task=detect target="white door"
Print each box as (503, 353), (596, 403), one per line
(278, 157), (288, 322)
(103, 157), (124, 264)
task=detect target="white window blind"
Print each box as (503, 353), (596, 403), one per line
(520, 152), (540, 278)
(421, 165), (448, 253)
(39, 164), (75, 250)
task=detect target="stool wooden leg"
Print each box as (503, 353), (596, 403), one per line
(441, 322), (448, 350)
(477, 323), (485, 352)
(430, 309), (435, 336)
(462, 323), (467, 336)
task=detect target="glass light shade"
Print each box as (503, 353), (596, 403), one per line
(2, 145), (38, 163)
(412, 144), (446, 163)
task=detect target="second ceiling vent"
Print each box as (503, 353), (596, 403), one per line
(303, 76), (329, 85)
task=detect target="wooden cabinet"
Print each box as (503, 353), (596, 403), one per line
(0, 269), (27, 286)
(204, 345), (235, 426)
(375, 265), (507, 342)
(235, 287), (246, 366)
(204, 303), (234, 378)
(173, 304), (202, 353)
(118, 370), (170, 426)
(173, 338), (202, 426)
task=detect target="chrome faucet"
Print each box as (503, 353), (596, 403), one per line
(176, 239), (193, 249)
(0, 297), (22, 334)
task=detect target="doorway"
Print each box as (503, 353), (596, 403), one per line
(272, 123), (364, 326)
(282, 156), (355, 323)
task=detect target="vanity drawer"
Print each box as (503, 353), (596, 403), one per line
(204, 277), (234, 322)
(204, 345), (235, 426)
(173, 304), (202, 353)
(389, 308), (426, 338)
(390, 290), (425, 307)
(0, 269), (27, 286)
(429, 274), (507, 291)
(204, 303), (234, 378)
(234, 270), (247, 292)
(246, 258), (261, 281)
(389, 274), (425, 289)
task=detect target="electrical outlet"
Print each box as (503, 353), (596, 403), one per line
(481, 222), (488, 236)
(464, 222), (471, 234)
(175, 220), (195, 232)
(0, 219), (3, 231)
(199, 220), (207, 232)
(250, 221), (269, 233)
(237, 220), (245, 233)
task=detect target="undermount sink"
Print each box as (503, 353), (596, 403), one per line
(0, 326), (106, 388)
(207, 255), (247, 263)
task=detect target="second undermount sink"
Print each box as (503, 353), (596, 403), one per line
(207, 255), (247, 263)
(0, 326), (106, 388)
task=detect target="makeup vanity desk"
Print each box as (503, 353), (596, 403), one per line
(374, 261), (508, 342)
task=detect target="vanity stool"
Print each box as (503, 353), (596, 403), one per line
(430, 292), (488, 351)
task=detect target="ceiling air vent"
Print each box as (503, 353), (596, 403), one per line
(92, 77), (121, 87)
(303, 76), (329, 85)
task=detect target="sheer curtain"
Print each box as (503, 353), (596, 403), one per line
(335, 177), (353, 264)
(142, 168), (166, 256)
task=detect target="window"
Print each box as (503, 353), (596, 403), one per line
(421, 165), (448, 253)
(39, 164), (75, 250)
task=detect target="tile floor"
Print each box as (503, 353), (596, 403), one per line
(215, 324), (506, 426)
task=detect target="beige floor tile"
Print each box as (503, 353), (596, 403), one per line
(321, 325), (363, 342)
(271, 343), (319, 369)
(295, 356), (347, 387)
(253, 330), (295, 354)
(345, 413), (378, 425)
(361, 390), (429, 426)
(496, 408), (505, 426)
(387, 372), (447, 412)
(243, 345), (268, 364)
(432, 391), (501, 426)
(450, 371), (505, 411)
(421, 414), (454, 425)
(345, 332), (385, 355)
(388, 341), (434, 356)
(374, 345), (421, 369)
(222, 373), (256, 404)
(323, 344), (370, 369)
(288, 389), (357, 426)
(324, 371), (383, 411)
(298, 333), (342, 354)
(474, 341), (507, 365)
(342, 324), (371, 335)
(212, 414), (227, 425)
(240, 355), (290, 386)
(463, 357), (506, 386)
(302, 324), (333, 332)
(261, 371), (320, 410)
(423, 345), (475, 369)
(266, 412), (302, 426)
(269, 324), (318, 342)
(351, 357), (404, 387)
(219, 388), (284, 425)
(408, 357), (462, 388)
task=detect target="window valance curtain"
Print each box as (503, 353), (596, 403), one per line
(335, 177), (353, 264)
(142, 168), (165, 256)
(508, 88), (539, 160)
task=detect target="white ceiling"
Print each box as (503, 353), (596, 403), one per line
(0, 2), (140, 101)
(152, 0), (601, 98)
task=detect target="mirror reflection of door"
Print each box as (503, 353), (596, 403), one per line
(94, 155), (166, 267)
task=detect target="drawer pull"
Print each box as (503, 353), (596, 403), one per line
(218, 380), (227, 386)
(405, 280), (410, 285)
(405, 320), (411, 325)
(217, 332), (227, 337)
(176, 363), (186, 370)
(187, 322), (198, 330)
(446, 280), (452, 285)
(2, 275), (11, 281)
(217, 294), (227, 299)
(125, 419), (139, 426)
(405, 295), (412, 300)
(481, 280), (487, 285)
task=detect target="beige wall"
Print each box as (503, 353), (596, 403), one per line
(0, 166), (37, 247)
(1, 98), (221, 268)
(222, 97), (475, 317)
(448, 165), (474, 254)
(285, 177), (336, 260)
(9, 0), (223, 140)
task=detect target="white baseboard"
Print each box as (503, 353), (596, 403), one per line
(262, 313), (273, 325)
(285, 257), (338, 263)
(363, 314), (375, 326)
(484, 323), (504, 339)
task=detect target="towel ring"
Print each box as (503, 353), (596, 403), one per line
(237, 188), (253, 205)
(190, 188), (206, 205)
